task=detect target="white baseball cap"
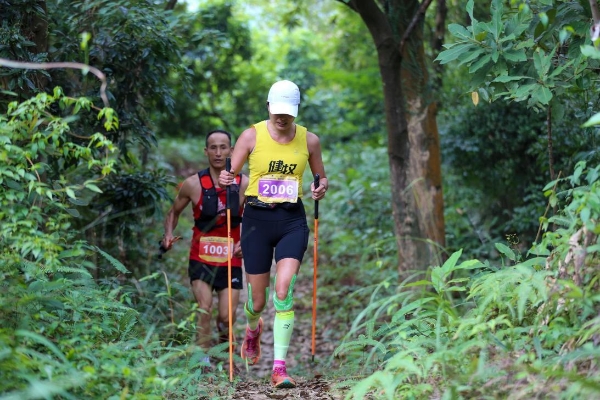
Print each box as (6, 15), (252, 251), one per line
(267, 80), (300, 117)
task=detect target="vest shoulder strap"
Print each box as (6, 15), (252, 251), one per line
(198, 168), (240, 189)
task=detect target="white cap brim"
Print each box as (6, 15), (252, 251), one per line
(269, 102), (298, 117)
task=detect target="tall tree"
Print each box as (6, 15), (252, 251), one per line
(339, 0), (446, 277)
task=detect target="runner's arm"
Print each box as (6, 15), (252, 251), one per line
(219, 128), (255, 187)
(307, 131), (328, 200)
(163, 177), (193, 248)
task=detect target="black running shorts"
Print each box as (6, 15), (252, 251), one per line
(241, 199), (309, 275)
(188, 260), (243, 291)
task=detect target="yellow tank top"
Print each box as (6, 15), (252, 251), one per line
(246, 120), (309, 203)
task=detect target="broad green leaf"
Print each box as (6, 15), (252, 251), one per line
(431, 266), (444, 293)
(514, 39), (535, 50)
(586, 166), (599, 184)
(477, 87), (490, 102)
(503, 48), (527, 62)
(532, 85), (552, 105)
(580, 44), (600, 60)
(493, 75), (530, 83)
(85, 183), (103, 193)
(581, 207), (590, 224)
(490, 0), (503, 40)
(459, 49), (486, 66)
(533, 47), (555, 79)
(447, 23), (472, 40)
(469, 54), (492, 73)
(513, 83), (536, 98)
(404, 279), (432, 288)
(495, 243), (516, 261)
(491, 48), (499, 63)
(539, 12), (548, 27)
(466, 0), (476, 26)
(581, 112), (600, 127)
(66, 208), (81, 218)
(436, 43), (478, 64)
(517, 257), (546, 269)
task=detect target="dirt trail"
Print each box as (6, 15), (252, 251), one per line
(207, 265), (345, 399)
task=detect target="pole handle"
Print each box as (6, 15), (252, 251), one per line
(314, 174), (320, 219)
(225, 158), (231, 210)
(225, 157), (234, 381)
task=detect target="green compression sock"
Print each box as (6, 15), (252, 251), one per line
(244, 302), (262, 331)
(273, 310), (295, 361)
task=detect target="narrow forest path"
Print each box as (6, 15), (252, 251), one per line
(202, 264), (347, 400)
(167, 166), (352, 399)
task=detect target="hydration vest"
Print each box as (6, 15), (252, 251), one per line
(194, 168), (242, 232)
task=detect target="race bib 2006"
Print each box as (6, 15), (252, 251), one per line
(257, 175), (299, 203)
(198, 236), (232, 264)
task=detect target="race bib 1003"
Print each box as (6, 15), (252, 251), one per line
(257, 175), (298, 203)
(198, 236), (232, 264)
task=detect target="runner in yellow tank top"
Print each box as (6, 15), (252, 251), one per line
(245, 120), (309, 203)
(219, 80), (328, 389)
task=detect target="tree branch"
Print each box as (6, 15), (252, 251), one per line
(399, 0), (434, 56)
(341, 0), (391, 46)
(336, 0), (357, 12)
(0, 58), (109, 107)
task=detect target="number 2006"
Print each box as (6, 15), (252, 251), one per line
(261, 183), (294, 196)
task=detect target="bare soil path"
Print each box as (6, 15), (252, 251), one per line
(203, 264), (347, 400)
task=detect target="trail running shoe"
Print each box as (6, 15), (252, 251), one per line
(240, 318), (263, 365)
(271, 365), (296, 389)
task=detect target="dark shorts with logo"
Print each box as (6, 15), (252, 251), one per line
(188, 260), (243, 291)
(241, 198), (309, 275)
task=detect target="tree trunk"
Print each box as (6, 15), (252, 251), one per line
(27, 1), (49, 92)
(343, 0), (445, 279)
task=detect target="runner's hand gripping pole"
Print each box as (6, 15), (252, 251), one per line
(157, 236), (181, 259)
(311, 174), (320, 362)
(226, 157), (234, 382)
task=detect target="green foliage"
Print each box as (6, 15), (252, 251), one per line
(1, 88), (116, 266)
(438, 0), (600, 258)
(436, 0), (595, 110)
(313, 141), (395, 278)
(0, 92), (227, 399)
(336, 163), (600, 398)
(0, 0), (49, 102)
(442, 100), (550, 255)
(48, 0), (187, 150)
(154, 1), (265, 137)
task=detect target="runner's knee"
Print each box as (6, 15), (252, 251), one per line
(247, 283), (268, 313)
(273, 274), (296, 312)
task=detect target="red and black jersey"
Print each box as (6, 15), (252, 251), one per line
(189, 169), (243, 267)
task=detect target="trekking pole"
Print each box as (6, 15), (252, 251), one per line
(157, 236), (181, 259)
(311, 174), (320, 362)
(226, 157), (234, 382)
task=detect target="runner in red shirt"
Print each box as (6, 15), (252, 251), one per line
(163, 130), (248, 371)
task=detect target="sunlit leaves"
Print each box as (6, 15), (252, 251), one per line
(436, 0), (594, 110)
(1, 90), (117, 267)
